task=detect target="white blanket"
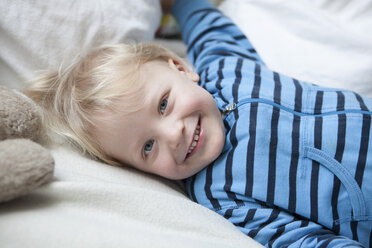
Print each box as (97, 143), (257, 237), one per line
(220, 0), (372, 98)
(0, 146), (260, 247)
(0, 0), (161, 89)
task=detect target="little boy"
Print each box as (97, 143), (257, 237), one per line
(26, 0), (371, 247)
(164, 1), (371, 246)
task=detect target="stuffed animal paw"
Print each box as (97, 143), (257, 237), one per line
(0, 85), (54, 203)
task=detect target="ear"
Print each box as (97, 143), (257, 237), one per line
(168, 58), (200, 82)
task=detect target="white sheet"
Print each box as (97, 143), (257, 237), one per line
(0, 146), (261, 248)
(0, 0), (161, 90)
(220, 0), (372, 98)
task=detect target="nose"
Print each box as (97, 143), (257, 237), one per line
(161, 118), (185, 163)
(166, 118), (185, 149)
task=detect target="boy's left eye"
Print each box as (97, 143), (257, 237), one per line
(159, 98), (168, 114)
(144, 139), (154, 156)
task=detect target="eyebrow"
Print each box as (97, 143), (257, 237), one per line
(135, 138), (144, 162)
(134, 87), (162, 164)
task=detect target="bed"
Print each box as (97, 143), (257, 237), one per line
(0, 0), (371, 247)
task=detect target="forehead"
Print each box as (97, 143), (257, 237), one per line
(95, 60), (169, 125)
(93, 98), (149, 166)
(101, 60), (167, 114)
(136, 60), (174, 103)
(140, 60), (168, 81)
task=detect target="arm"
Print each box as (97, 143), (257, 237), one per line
(170, 0), (263, 74)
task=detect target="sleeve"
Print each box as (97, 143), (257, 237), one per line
(171, 0), (264, 74)
(219, 203), (365, 248)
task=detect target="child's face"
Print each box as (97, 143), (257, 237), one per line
(94, 59), (225, 180)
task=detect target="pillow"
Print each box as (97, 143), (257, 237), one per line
(0, 0), (161, 89)
(220, 0), (372, 98)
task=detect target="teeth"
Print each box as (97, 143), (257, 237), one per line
(187, 124), (201, 155)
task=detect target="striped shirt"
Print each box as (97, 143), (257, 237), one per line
(172, 0), (372, 247)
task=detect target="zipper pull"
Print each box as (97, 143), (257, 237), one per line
(223, 103), (236, 115)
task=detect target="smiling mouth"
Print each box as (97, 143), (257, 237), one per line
(186, 118), (201, 159)
(187, 125), (200, 154)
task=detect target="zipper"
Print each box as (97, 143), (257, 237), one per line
(222, 98), (372, 117)
(222, 103), (236, 116)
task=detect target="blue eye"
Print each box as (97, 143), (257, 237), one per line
(159, 98), (168, 114)
(144, 140), (154, 156)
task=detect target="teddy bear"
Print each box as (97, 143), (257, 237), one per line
(0, 85), (55, 203)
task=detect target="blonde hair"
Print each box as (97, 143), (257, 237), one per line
(24, 42), (184, 166)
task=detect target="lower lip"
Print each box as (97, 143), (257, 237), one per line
(187, 118), (205, 159)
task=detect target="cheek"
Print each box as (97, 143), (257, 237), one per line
(185, 87), (216, 110)
(151, 154), (177, 177)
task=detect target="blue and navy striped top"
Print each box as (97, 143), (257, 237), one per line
(172, 0), (372, 247)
